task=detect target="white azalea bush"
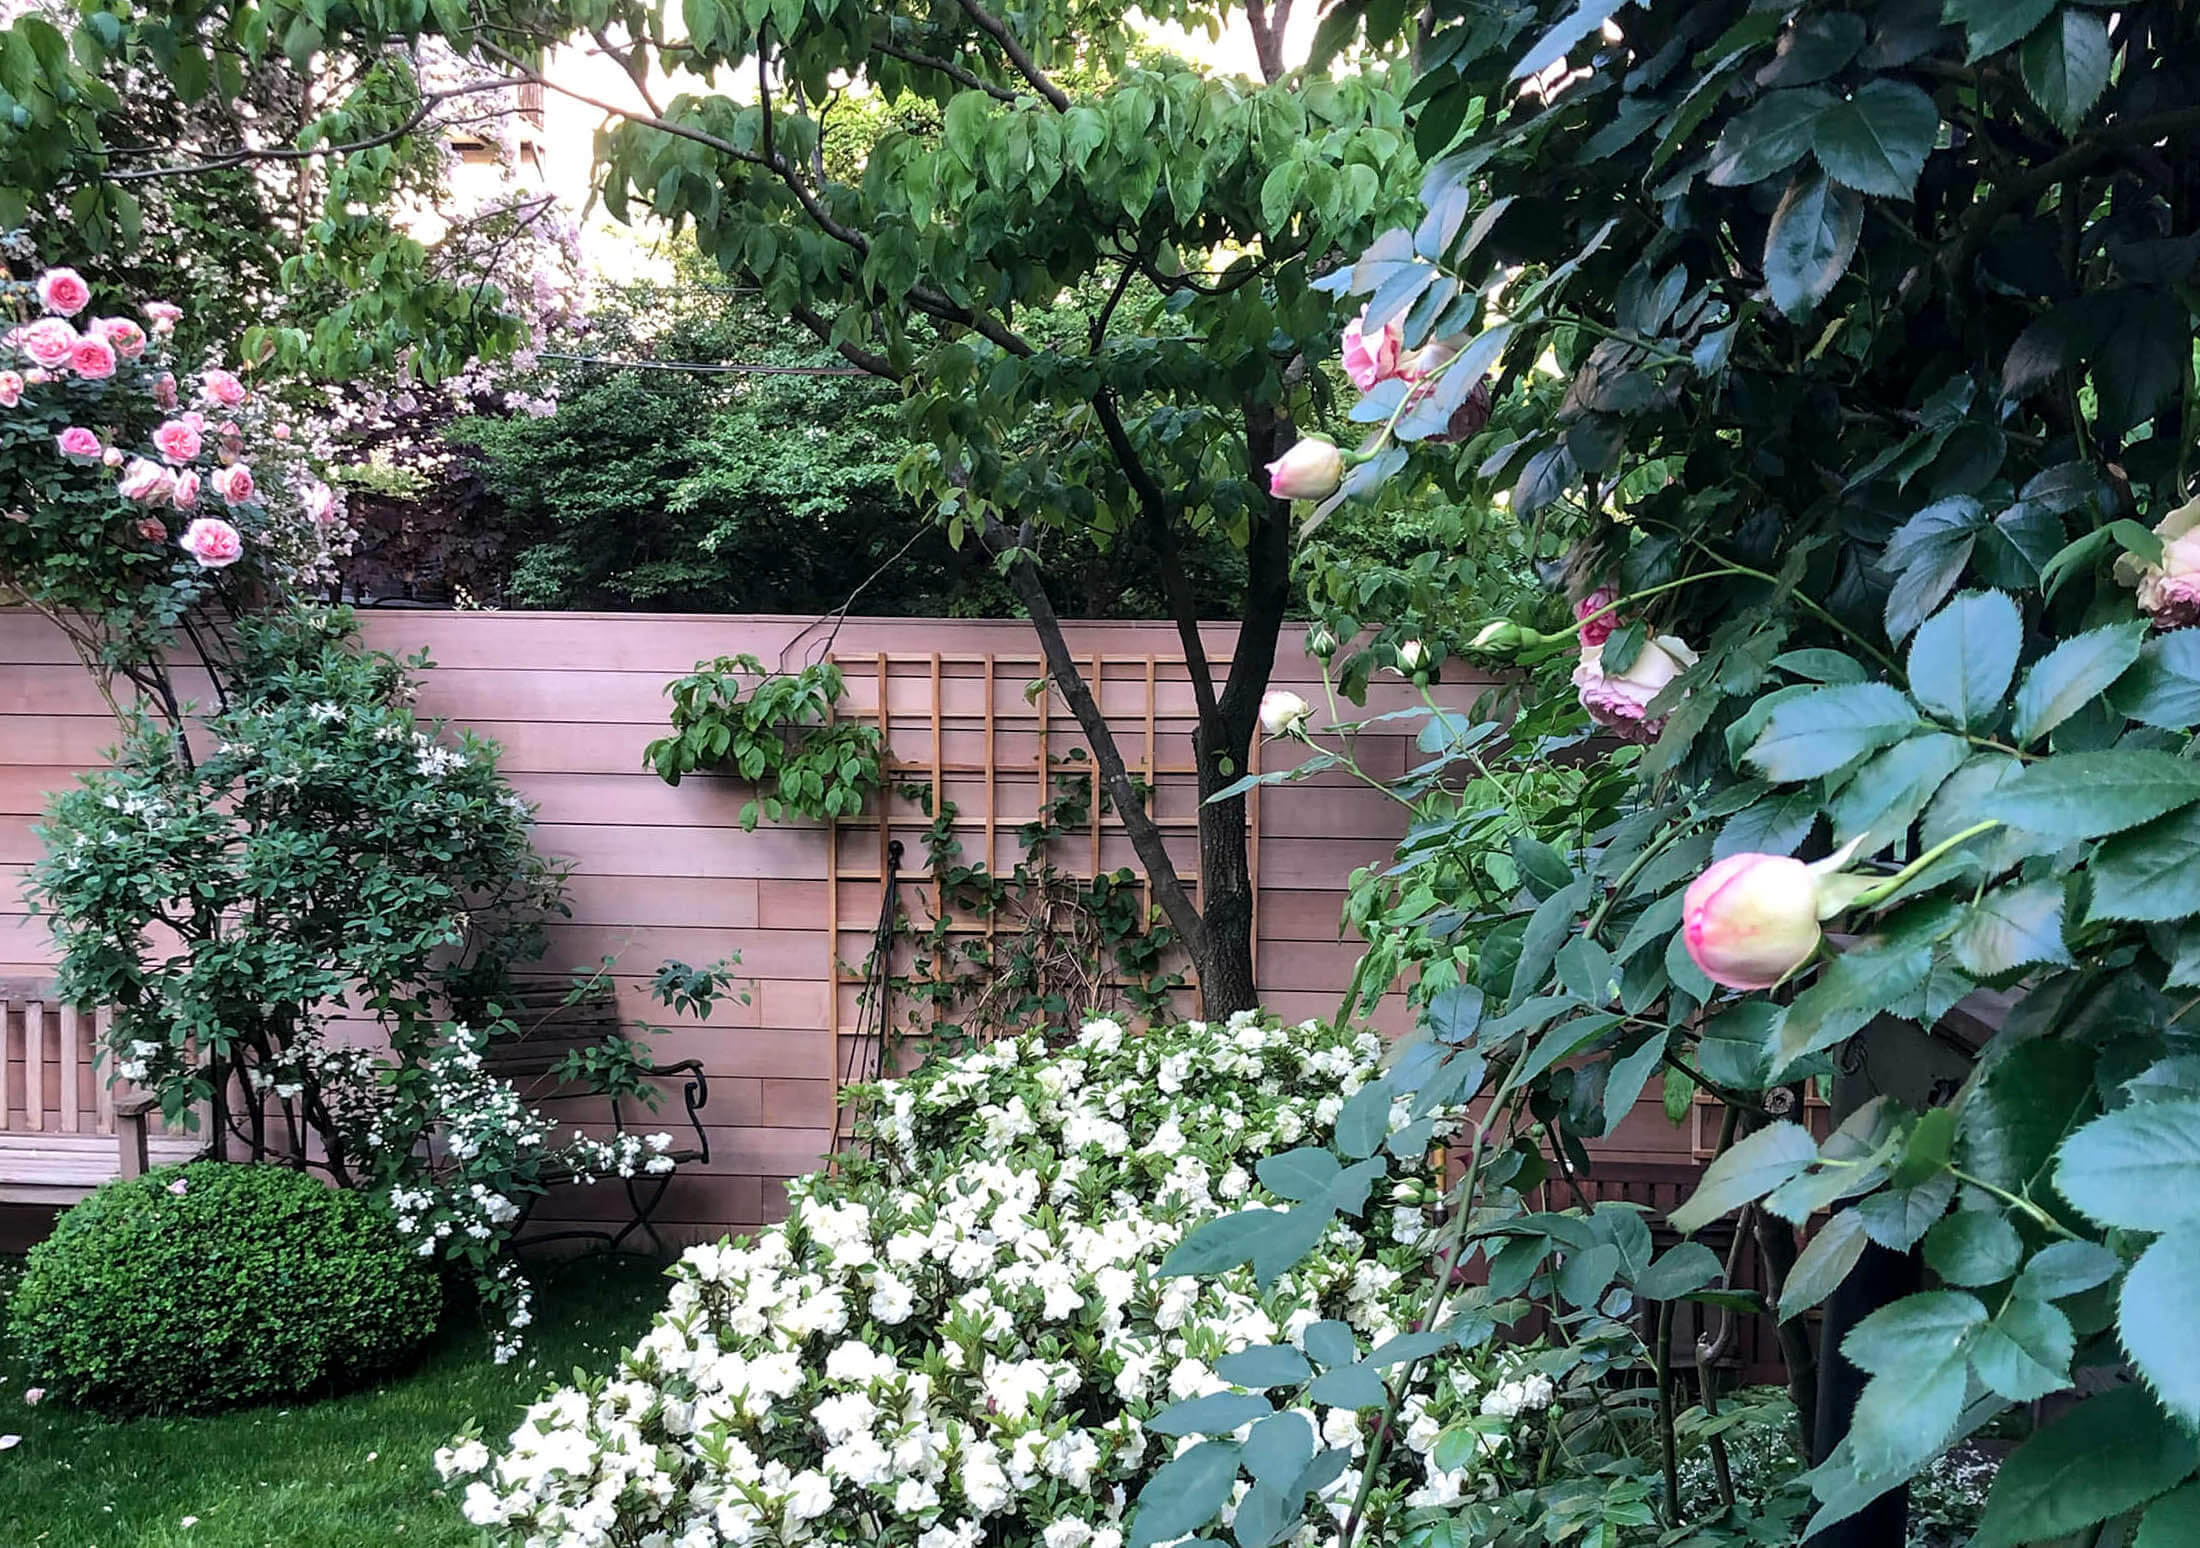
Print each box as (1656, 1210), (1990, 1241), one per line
(442, 1013), (1563, 1548)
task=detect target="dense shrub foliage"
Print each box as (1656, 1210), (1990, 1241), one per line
(9, 1161), (441, 1416)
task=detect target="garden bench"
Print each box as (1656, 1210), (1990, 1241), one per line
(0, 979), (201, 1204)
(482, 979), (710, 1254)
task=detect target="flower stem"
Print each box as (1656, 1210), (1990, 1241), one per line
(1845, 821), (2000, 912)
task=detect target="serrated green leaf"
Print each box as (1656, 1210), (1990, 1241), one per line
(1744, 682), (1922, 780)
(1944, 0), (2056, 61)
(1842, 1290), (1988, 1475)
(1828, 732), (1969, 852)
(1923, 1209), (2022, 1286)
(1972, 1386), (2200, 1548)
(2015, 1239), (2121, 1301)
(1983, 749), (2200, 839)
(1780, 1210), (1869, 1322)
(2110, 630), (2200, 730)
(2012, 620), (2147, 744)
(1636, 1241), (1723, 1300)
(1670, 1121), (1819, 1234)
(1706, 87), (1833, 186)
(2122, 1228), (2200, 1426)
(1969, 1295), (2075, 1402)
(2056, 1098), (2200, 1232)
(1763, 169), (1865, 317)
(2020, 8), (2111, 132)
(1908, 589), (2022, 730)
(1961, 1038), (2098, 1193)
(2089, 805), (2200, 924)
(1951, 881), (2071, 977)
(1856, 1172), (1958, 1250)
(1810, 78), (1939, 198)
(2137, 1482), (2200, 1548)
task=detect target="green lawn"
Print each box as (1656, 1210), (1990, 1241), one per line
(0, 1252), (669, 1548)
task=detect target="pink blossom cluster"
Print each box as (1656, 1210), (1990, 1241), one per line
(1568, 583), (1698, 744)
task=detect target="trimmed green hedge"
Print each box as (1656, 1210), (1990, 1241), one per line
(9, 1161), (441, 1415)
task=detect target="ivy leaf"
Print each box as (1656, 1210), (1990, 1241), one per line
(1810, 79), (1939, 199)
(1950, 881), (2071, 977)
(1842, 1290), (1988, 1475)
(1706, 87), (1833, 186)
(1779, 1210), (1869, 1322)
(1944, 0), (2055, 62)
(1907, 589), (2021, 730)
(1972, 1386), (2200, 1548)
(1669, 1121), (1819, 1234)
(2010, 620), (2147, 745)
(1985, 749), (2200, 839)
(1969, 1295), (2076, 1402)
(1743, 682), (1921, 780)
(2089, 806), (2200, 925)
(1763, 170), (1864, 317)
(2121, 1228), (2200, 1426)
(2055, 1098), (2200, 1232)
(2020, 8), (2112, 134)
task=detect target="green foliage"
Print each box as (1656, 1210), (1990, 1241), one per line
(9, 1161), (440, 1416)
(645, 654), (884, 828)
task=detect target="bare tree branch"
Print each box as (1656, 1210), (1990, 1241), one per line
(952, 0), (1071, 110)
(873, 41), (1019, 102)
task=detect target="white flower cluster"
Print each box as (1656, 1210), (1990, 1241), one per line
(445, 1013), (1548, 1547)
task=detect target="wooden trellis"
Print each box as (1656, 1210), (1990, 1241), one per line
(822, 650), (1260, 1150)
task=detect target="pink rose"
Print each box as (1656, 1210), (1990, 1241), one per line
(68, 335), (116, 380)
(1341, 307), (1403, 392)
(1574, 587), (1619, 648)
(101, 447), (123, 468)
(302, 481), (338, 525)
(1572, 633), (1698, 742)
(55, 426), (101, 461)
(172, 471), (201, 509)
(272, 422), (293, 441)
(179, 516), (243, 568)
(152, 419), (203, 464)
(210, 462), (255, 505)
(1265, 437), (1345, 500)
(0, 370), (21, 407)
(35, 267), (91, 317)
(144, 301), (183, 334)
(1683, 853), (1829, 990)
(93, 316), (146, 358)
(16, 317), (76, 369)
(135, 516), (167, 542)
(152, 372), (178, 410)
(1423, 377), (1494, 446)
(200, 369), (246, 408)
(116, 457), (175, 504)
(2125, 498), (2200, 629)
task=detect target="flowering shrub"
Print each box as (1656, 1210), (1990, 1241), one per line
(438, 1014), (1589, 1547)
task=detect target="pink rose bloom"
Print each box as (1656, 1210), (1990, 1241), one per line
(272, 422), (293, 441)
(1397, 337), (1460, 384)
(144, 300), (183, 334)
(0, 370), (21, 406)
(101, 447), (123, 468)
(116, 457), (175, 504)
(1572, 632), (1698, 742)
(1265, 436), (1345, 499)
(55, 426), (101, 461)
(152, 372), (178, 410)
(1340, 307), (1403, 392)
(302, 481), (338, 525)
(17, 317), (77, 369)
(179, 516), (243, 568)
(1574, 586), (1619, 648)
(2126, 498), (2200, 629)
(68, 334), (116, 380)
(35, 267), (91, 317)
(93, 316), (146, 358)
(211, 462), (255, 505)
(200, 369), (246, 408)
(172, 471), (201, 509)
(1683, 852), (1840, 990)
(135, 516), (167, 542)
(152, 419), (203, 464)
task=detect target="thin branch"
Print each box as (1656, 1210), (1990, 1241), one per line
(873, 41), (1019, 102)
(788, 302), (898, 379)
(1950, 104), (2200, 278)
(952, 0), (1070, 110)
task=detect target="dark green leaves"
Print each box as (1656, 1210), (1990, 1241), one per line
(1148, 1392), (1273, 1437)
(2019, 9), (2112, 133)
(1969, 1296), (2075, 1402)
(1216, 1345), (1313, 1389)
(1810, 80), (1939, 199)
(1950, 881), (2070, 977)
(1743, 682), (1920, 780)
(1842, 1291), (1988, 1474)
(1780, 1210), (1868, 1322)
(1707, 88), (1831, 186)
(2010, 620), (2146, 744)
(1972, 1386), (2200, 1548)
(1984, 750), (2200, 839)
(1944, 0), (2056, 62)
(1131, 1440), (1241, 1548)
(2055, 1099), (2200, 1231)
(1764, 171), (1864, 317)
(1670, 1121), (1818, 1234)
(1908, 590), (2020, 730)
(2089, 807), (2200, 924)
(1511, 0), (1629, 79)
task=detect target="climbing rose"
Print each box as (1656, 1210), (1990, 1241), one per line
(2124, 496), (2200, 629)
(1396, 639), (1428, 671)
(93, 316), (146, 358)
(16, 317), (76, 369)
(1265, 437), (1344, 499)
(1258, 689), (1311, 737)
(178, 516), (243, 568)
(172, 471), (201, 509)
(135, 516), (167, 542)
(1572, 633), (1697, 742)
(200, 369), (247, 408)
(152, 419), (203, 464)
(152, 372), (178, 410)
(210, 463), (255, 505)
(68, 334), (116, 380)
(1341, 307), (1402, 392)
(1684, 853), (1828, 990)
(35, 267), (90, 317)
(1575, 587), (1619, 647)
(0, 370), (21, 407)
(116, 457), (174, 504)
(144, 301), (183, 334)
(55, 426), (101, 461)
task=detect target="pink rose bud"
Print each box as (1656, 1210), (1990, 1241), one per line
(55, 426), (101, 460)
(200, 368), (246, 408)
(1422, 377), (1494, 446)
(68, 335), (116, 380)
(35, 267), (90, 317)
(1683, 853), (1832, 990)
(1340, 307), (1403, 392)
(178, 516), (243, 568)
(144, 300), (183, 334)
(116, 457), (174, 504)
(16, 317), (76, 369)
(1258, 689), (1311, 737)
(172, 471), (200, 509)
(272, 422), (292, 440)
(211, 462), (255, 505)
(93, 316), (146, 358)
(1575, 587), (1619, 648)
(152, 419), (203, 464)
(101, 447), (123, 468)
(153, 372), (178, 410)
(1265, 437), (1345, 500)
(0, 370), (20, 407)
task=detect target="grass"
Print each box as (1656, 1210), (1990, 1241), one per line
(0, 1251), (670, 1548)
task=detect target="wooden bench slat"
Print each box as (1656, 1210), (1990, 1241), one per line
(59, 1003), (80, 1132)
(23, 999), (41, 1133)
